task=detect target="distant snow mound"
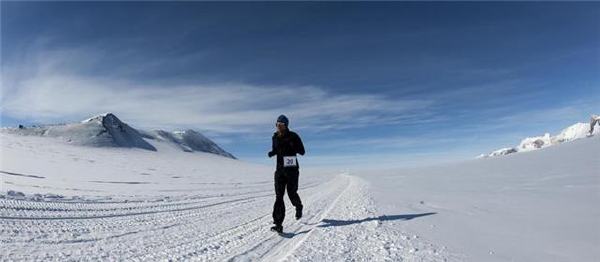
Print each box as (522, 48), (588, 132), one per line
(141, 129), (236, 159)
(518, 133), (552, 152)
(552, 123), (591, 143)
(484, 147), (518, 158)
(479, 114), (599, 158)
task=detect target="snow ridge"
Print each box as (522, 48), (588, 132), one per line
(479, 114), (599, 158)
(140, 129), (235, 159)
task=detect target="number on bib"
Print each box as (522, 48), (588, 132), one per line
(283, 156), (297, 167)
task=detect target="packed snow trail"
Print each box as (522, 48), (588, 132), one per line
(230, 175), (455, 262)
(1, 174), (450, 261)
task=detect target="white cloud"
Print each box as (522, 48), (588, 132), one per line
(1, 49), (433, 135)
(309, 135), (456, 151)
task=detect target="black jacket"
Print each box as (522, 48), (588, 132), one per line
(268, 130), (305, 169)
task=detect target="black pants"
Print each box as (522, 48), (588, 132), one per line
(272, 168), (303, 225)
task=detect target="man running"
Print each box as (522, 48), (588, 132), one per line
(268, 115), (305, 233)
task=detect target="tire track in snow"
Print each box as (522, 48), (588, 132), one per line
(0, 181), (321, 219)
(0, 193), (273, 220)
(0, 182), (322, 256)
(0, 174), (338, 261)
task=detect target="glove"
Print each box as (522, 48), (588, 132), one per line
(268, 151), (275, 158)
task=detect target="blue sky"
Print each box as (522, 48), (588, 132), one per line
(1, 2), (599, 168)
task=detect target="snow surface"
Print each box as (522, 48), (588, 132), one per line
(361, 135), (600, 261)
(1, 126), (598, 261)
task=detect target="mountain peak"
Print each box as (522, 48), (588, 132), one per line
(81, 112), (116, 123)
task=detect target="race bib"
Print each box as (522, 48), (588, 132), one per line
(283, 156), (297, 167)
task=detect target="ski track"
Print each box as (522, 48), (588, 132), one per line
(1, 174), (453, 261)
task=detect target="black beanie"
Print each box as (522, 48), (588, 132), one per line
(277, 115), (289, 126)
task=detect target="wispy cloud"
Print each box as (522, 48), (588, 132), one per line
(309, 135), (457, 151)
(0, 48), (433, 135)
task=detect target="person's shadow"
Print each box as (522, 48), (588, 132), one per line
(279, 229), (311, 239)
(317, 212), (437, 228)
(276, 212), (436, 238)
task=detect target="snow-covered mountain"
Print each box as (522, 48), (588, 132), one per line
(139, 129), (235, 159)
(1, 113), (235, 159)
(479, 115), (599, 158)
